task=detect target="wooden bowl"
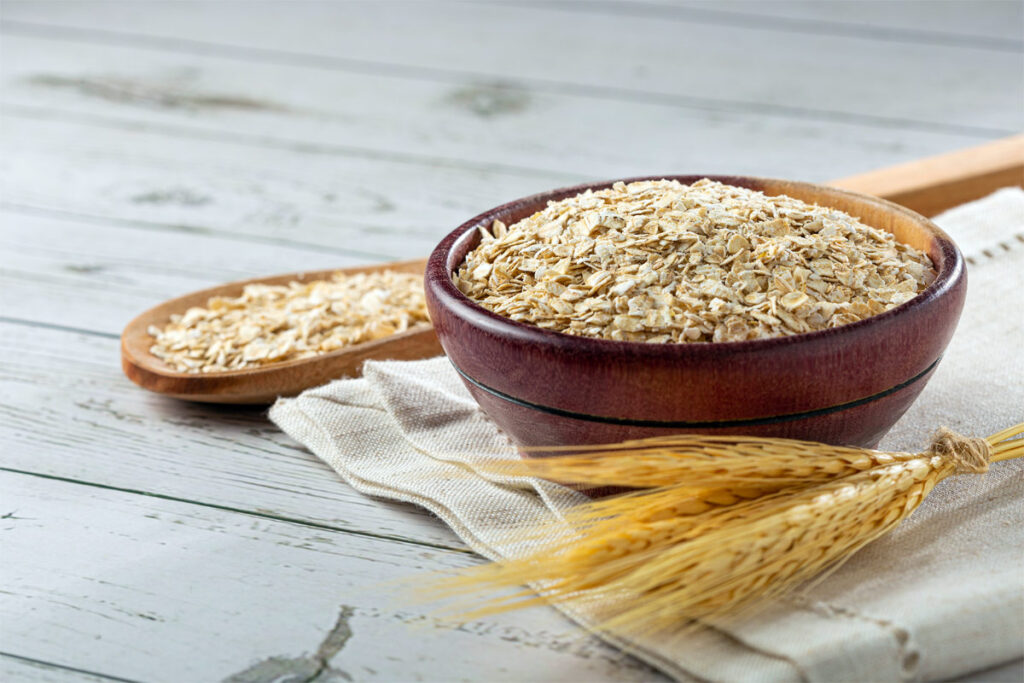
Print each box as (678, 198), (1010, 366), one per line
(424, 176), (967, 450)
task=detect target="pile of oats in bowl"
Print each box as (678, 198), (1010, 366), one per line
(454, 179), (935, 343)
(149, 270), (429, 373)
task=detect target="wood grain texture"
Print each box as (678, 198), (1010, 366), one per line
(0, 114), (552, 259)
(3, 1), (1021, 133)
(0, 320), (467, 550)
(121, 259), (440, 403)
(0, 33), (995, 182)
(621, 0), (1024, 44)
(832, 135), (1024, 217)
(0, 471), (662, 682)
(426, 176), (966, 449)
(0, 211), (374, 334)
(0, 656), (122, 683)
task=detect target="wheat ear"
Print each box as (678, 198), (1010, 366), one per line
(428, 424), (1023, 634)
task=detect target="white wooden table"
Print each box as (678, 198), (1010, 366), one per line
(2, 2), (1022, 681)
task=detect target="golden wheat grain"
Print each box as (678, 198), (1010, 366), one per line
(428, 424), (1023, 635)
(510, 435), (921, 488)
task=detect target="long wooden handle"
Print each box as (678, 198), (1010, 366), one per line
(830, 134), (1024, 217)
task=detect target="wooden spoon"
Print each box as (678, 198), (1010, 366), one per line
(121, 258), (440, 404)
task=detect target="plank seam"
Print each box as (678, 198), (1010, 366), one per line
(507, 0), (1024, 52)
(1, 202), (408, 261)
(0, 466), (475, 555)
(0, 104), (582, 181)
(0, 651), (140, 683)
(0, 316), (119, 340)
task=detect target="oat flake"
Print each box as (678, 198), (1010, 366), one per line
(453, 179), (935, 343)
(149, 270), (429, 373)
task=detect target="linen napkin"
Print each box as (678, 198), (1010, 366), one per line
(270, 189), (1024, 682)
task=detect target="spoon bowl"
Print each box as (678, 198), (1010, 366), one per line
(121, 258), (439, 403)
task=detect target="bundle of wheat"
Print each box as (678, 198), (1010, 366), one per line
(428, 424), (1024, 635)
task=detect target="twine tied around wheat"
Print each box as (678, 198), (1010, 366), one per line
(929, 427), (993, 473)
(426, 423), (1024, 636)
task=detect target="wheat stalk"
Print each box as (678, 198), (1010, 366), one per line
(428, 424), (1024, 635)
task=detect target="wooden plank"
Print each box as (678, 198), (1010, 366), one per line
(0, 319), (467, 550)
(0, 471), (663, 682)
(832, 135), (1024, 216)
(651, 1), (1024, 44)
(0, 114), (555, 260)
(2, 1), (1020, 133)
(0, 35), (994, 185)
(0, 211), (373, 334)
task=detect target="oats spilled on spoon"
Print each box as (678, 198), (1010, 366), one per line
(454, 179), (935, 343)
(148, 270), (429, 373)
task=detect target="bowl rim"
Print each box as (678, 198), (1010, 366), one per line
(426, 174), (965, 358)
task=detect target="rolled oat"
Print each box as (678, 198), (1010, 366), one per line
(149, 270), (429, 373)
(453, 179), (935, 343)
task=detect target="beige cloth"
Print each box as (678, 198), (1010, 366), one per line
(270, 189), (1024, 682)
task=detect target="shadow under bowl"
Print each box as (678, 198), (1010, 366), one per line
(425, 176), (966, 450)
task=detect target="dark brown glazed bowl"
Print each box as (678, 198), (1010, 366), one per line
(425, 176), (966, 450)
